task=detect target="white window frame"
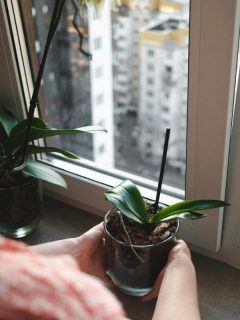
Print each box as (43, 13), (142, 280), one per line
(0, 0), (240, 263)
(184, 0), (240, 253)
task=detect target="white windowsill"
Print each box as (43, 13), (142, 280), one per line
(42, 157), (184, 209)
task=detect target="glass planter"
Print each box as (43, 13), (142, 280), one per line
(104, 210), (179, 297)
(0, 177), (43, 238)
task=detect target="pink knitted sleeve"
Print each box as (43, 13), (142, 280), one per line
(0, 236), (125, 320)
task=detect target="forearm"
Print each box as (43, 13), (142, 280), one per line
(152, 258), (201, 320)
(32, 237), (81, 259)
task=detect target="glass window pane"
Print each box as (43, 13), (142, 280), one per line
(25, 0), (190, 194)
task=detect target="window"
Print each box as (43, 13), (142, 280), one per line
(94, 37), (102, 50)
(96, 93), (104, 105)
(162, 106), (169, 112)
(1, 0), (239, 258)
(35, 40), (41, 53)
(42, 5), (48, 14)
(147, 78), (154, 85)
(147, 64), (154, 71)
(98, 119), (105, 127)
(165, 66), (172, 73)
(98, 144), (106, 153)
(147, 127), (153, 134)
(145, 142), (152, 148)
(147, 91), (154, 97)
(147, 103), (153, 109)
(147, 49), (154, 57)
(95, 66), (103, 78)
(48, 72), (55, 82)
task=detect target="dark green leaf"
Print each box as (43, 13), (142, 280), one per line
(23, 160), (67, 188)
(10, 126), (107, 149)
(105, 180), (147, 222)
(118, 180), (146, 216)
(105, 193), (142, 223)
(26, 145), (79, 159)
(10, 117), (48, 139)
(149, 199), (230, 223)
(0, 106), (17, 135)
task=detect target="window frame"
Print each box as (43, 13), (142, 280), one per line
(0, 0), (239, 258)
(184, 0), (239, 251)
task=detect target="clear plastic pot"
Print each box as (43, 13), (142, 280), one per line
(104, 209), (179, 296)
(0, 177), (43, 238)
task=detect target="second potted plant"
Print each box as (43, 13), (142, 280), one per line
(0, 0), (107, 238)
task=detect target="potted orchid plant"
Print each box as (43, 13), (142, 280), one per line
(103, 129), (229, 296)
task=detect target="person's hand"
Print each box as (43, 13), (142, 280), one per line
(76, 222), (111, 284)
(142, 239), (192, 301)
(32, 222), (111, 284)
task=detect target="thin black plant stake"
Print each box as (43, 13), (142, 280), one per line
(20, 0), (94, 165)
(20, 0), (66, 164)
(154, 128), (171, 214)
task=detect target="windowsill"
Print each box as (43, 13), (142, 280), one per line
(43, 157), (185, 205)
(24, 197), (240, 320)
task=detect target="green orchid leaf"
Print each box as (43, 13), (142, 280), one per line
(0, 106), (17, 135)
(23, 160), (67, 188)
(149, 199), (230, 224)
(105, 180), (147, 222)
(10, 126), (107, 149)
(105, 180), (229, 225)
(26, 145), (79, 159)
(76, 125), (107, 133)
(119, 180), (146, 216)
(10, 117), (48, 139)
(159, 212), (207, 222)
(105, 192), (143, 223)
(106, 190), (146, 223)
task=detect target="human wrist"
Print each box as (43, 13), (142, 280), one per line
(32, 236), (80, 258)
(69, 236), (83, 260)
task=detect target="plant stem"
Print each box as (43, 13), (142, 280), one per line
(154, 128), (171, 214)
(71, 0), (92, 60)
(20, 0), (66, 164)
